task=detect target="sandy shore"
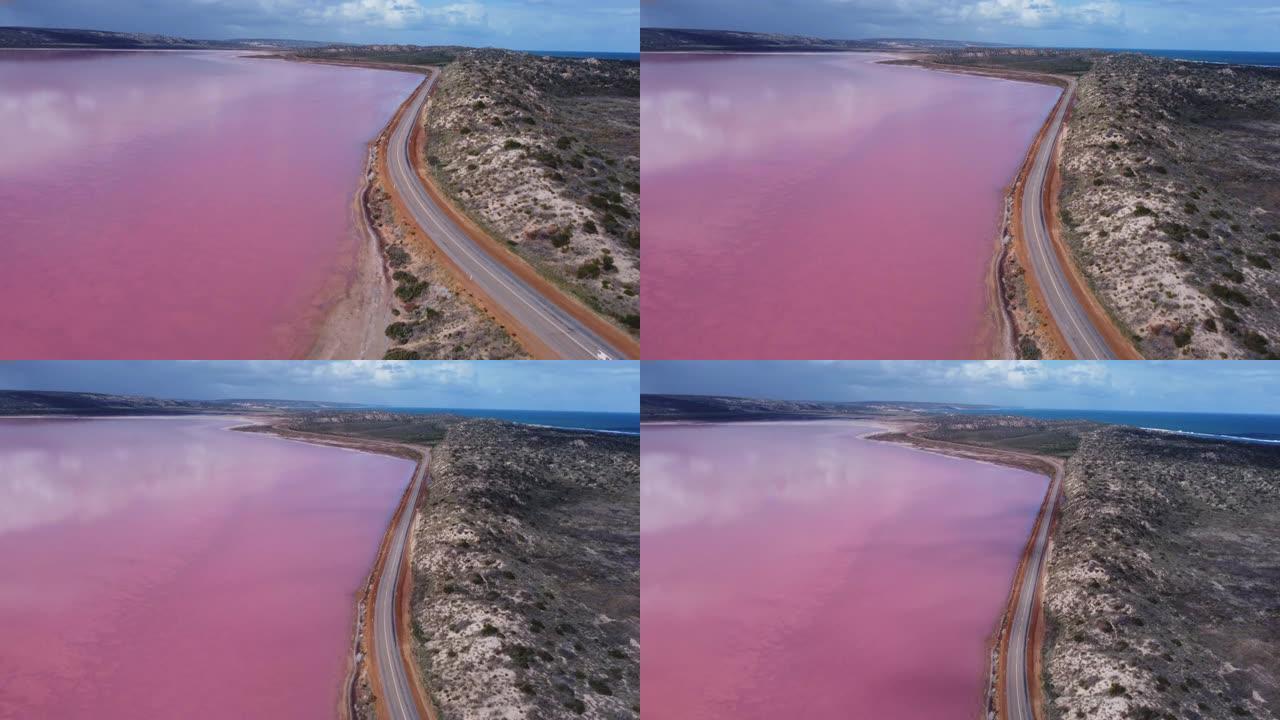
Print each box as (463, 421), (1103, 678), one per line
(306, 72), (426, 360)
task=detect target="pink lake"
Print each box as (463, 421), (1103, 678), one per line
(641, 53), (1061, 358)
(0, 50), (421, 359)
(0, 417), (414, 719)
(641, 421), (1047, 719)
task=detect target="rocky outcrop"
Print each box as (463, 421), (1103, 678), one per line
(408, 420), (639, 719)
(424, 50), (639, 335)
(1058, 54), (1280, 358)
(1042, 427), (1280, 719)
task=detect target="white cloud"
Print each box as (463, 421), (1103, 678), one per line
(313, 0), (428, 28)
(424, 2), (486, 27)
(963, 0), (1121, 28)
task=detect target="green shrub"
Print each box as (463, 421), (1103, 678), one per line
(1133, 204), (1154, 217)
(576, 260), (601, 279)
(383, 348), (420, 360)
(1268, 232), (1280, 242)
(1203, 317), (1218, 332)
(582, 220), (598, 234)
(1243, 332), (1269, 353)
(1018, 336), (1042, 359)
(1210, 284), (1250, 305)
(550, 228), (572, 248)
(385, 322), (413, 343)
(502, 139), (522, 150)
(1221, 267), (1245, 283)
(619, 314), (639, 330)
(1193, 227), (1210, 239)
(386, 244), (411, 268)
(393, 272), (429, 302)
(1247, 254), (1273, 269)
(1184, 201), (1198, 214)
(459, 126), (471, 135)
(532, 149), (561, 168)
(1173, 328), (1193, 347)
(556, 135), (573, 149)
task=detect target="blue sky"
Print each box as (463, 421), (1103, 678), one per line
(642, 361), (1280, 414)
(0, 0), (638, 52)
(642, 0), (1280, 52)
(0, 361), (639, 412)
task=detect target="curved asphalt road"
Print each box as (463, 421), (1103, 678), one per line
(374, 449), (428, 720)
(1021, 80), (1117, 359)
(1005, 461), (1063, 720)
(388, 74), (624, 360)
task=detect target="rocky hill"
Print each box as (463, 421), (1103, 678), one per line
(407, 420), (639, 718)
(423, 49), (639, 335)
(1058, 54), (1280, 358)
(1042, 427), (1280, 719)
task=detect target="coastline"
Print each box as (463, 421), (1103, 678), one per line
(647, 414), (1058, 719)
(899, 59), (1143, 360)
(867, 419), (1061, 720)
(236, 421), (437, 720)
(272, 59), (426, 360)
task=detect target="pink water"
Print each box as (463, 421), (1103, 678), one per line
(0, 417), (414, 719)
(641, 421), (1048, 719)
(0, 50), (421, 359)
(641, 53), (1061, 358)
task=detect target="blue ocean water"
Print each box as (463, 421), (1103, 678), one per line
(1118, 48), (1280, 67)
(524, 50), (639, 61)
(385, 407), (639, 434)
(973, 408), (1280, 444)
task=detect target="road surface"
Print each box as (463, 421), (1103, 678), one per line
(1020, 80), (1117, 359)
(387, 74), (626, 360)
(1005, 460), (1064, 720)
(373, 448), (428, 720)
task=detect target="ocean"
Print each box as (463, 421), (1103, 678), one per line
(1120, 48), (1280, 68)
(973, 408), (1280, 445)
(525, 50), (639, 61)
(384, 407), (640, 434)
